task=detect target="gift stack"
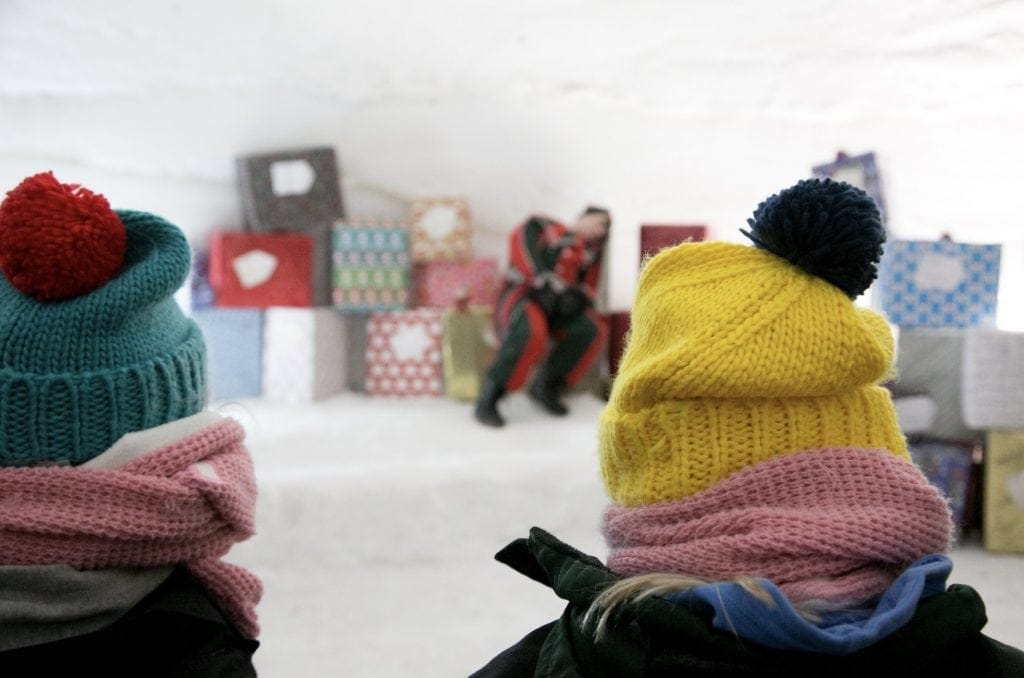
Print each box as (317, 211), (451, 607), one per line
(194, 148), (502, 403)
(877, 235), (1008, 542)
(334, 197), (500, 399)
(331, 218), (411, 393)
(191, 146), (348, 403)
(961, 330), (1024, 552)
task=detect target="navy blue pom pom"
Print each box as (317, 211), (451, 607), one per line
(741, 178), (886, 298)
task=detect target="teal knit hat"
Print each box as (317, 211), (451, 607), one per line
(0, 172), (207, 466)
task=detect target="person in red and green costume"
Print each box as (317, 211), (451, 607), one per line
(474, 206), (611, 427)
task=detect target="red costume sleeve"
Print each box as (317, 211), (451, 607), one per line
(508, 216), (568, 285)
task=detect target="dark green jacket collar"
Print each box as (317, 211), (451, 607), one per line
(493, 527), (1024, 677)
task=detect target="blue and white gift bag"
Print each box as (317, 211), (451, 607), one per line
(877, 239), (1000, 328)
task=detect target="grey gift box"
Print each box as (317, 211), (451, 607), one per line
(894, 329), (976, 440)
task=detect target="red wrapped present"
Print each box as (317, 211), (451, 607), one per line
(639, 225), (707, 266)
(414, 258), (500, 309)
(365, 309), (444, 396)
(209, 231), (313, 308)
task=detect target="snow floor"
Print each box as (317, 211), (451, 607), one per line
(223, 392), (1024, 678)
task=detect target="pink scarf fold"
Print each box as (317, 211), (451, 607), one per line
(0, 418), (262, 638)
(603, 448), (953, 604)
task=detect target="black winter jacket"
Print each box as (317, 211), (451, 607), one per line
(0, 568), (258, 677)
(472, 528), (1024, 678)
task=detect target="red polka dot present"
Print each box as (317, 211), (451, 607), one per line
(365, 309), (444, 397)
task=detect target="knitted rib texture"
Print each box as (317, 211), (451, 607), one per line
(0, 417), (260, 637)
(0, 210), (207, 466)
(603, 447), (953, 604)
(600, 241), (907, 506)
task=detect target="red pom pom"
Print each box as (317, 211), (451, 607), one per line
(0, 171), (127, 300)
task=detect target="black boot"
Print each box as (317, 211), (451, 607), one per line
(528, 372), (569, 416)
(474, 379), (506, 427)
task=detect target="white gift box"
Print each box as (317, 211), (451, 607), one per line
(893, 394), (938, 436)
(962, 330), (1024, 430)
(262, 308), (346, 403)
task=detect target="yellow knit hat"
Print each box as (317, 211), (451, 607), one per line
(601, 179), (908, 507)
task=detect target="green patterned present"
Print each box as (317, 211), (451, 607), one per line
(332, 220), (411, 312)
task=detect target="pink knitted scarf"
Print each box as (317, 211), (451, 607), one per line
(603, 448), (953, 604)
(0, 417), (261, 638)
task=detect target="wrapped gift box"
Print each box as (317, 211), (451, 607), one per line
(639, 225), (707, 267)
(236, 146), (344, 307)
(294, 225), (333, 307)
(414, 258), (499, 309)
(441, 306), (496, 401)
(908, 437), (976, 536)
(190, 248), (216, 311)
(876, 239), (1001, 328)
(333, 220), (411, 312)
(345, 313), (370, 393)
(262, 308), (346, 403)
(894, 329), (975, 440)
(962, 330), (1024, 430)
(209, 231), (313, 308)
(365, 309), (444, 397)
(409, 197), (473, 263)
(893, 394), (938, 436)
(236, 146), (345, 231)
(812, 151), (888, 225)
(192, 308), (263, 401)
(984, 431), (1024, 553)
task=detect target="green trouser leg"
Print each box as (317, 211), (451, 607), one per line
(543, 311), (603, 386)
(486, 297), (549, 392)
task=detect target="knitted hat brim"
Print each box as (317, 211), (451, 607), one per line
(600, 385), (908, 507)
(0, 325), (206, 466)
